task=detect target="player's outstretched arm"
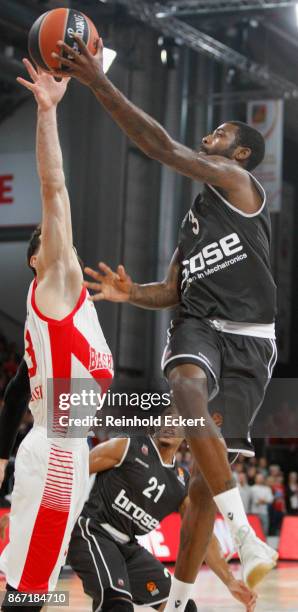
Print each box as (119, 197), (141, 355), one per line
(89, 438), (129, 474)
(52, 36), (243, 190)
(18, 61), (75, 270)
(84, 249), (180, 309)
(204, 534), (257, 612)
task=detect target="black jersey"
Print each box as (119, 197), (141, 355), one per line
(178, 176), (277, 323)
(82, 437), (189, 540)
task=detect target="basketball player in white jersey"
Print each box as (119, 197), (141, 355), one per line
(0, 61), (113, 610)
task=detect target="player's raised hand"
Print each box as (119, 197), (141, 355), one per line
(84, 262), (133, 303)
(51, 34), (104, 86)
(227, 578), (257, 611)
(17, 59), (70, 110)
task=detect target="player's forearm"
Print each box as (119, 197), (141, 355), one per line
(205, 534), (233, 587)
(37, 106), (65, 192)
(90, 75), (173, 161)
(129, 281), (179, 310)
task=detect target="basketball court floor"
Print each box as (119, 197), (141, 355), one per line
(5, 562), (292, 611)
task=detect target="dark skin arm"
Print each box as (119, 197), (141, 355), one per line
(52, 36), (260, 215)
(84, 248), (180, 308)
(89, 438), (129, 474)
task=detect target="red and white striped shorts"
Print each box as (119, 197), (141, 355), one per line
(0, 426), (89, 592)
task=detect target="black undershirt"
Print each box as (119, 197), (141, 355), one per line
(0, 359), (30, 459)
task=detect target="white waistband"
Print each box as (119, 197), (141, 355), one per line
(100, 523), (130, 544)
(208, 319), (276, 339)
(32, 425), (87, 449)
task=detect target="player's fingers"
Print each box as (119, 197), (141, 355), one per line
(16, 77), (37, 92)
(117, 265), (127, 279)
(84, 266), (102, 281)
(51, 52), (75, 68)
(98, 262), (115, 277)
(22, 58), (38, 82)
(72, 33), (90, 55)
(83, 281), (102, 291)
(57, 40), (81, 59)
(89, 292), (105, 302)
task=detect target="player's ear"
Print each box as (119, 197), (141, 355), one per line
(30, 255), (37, 271)
(235, 146), (251, 163)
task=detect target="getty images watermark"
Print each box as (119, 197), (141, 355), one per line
(44, 381), (207, 437)
(57, 389), (206, 429)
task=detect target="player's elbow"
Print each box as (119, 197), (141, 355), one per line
(40, 173), (66, 197)
(143, 131), (176, 163)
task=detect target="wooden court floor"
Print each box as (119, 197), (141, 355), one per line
(1, 563), (298, 610)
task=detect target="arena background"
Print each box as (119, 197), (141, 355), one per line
(0, 1), (298, 608)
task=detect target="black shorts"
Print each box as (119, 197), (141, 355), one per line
(161, 316), (277, 457)
(67, 516), (171, 609)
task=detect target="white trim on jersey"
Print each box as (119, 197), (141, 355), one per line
(100, 523), (130, 544)
(115, 438), (131, 468)
(207, 171), (266, 218)
(208, 318), (276, 340)
(149, 437), (176, 469)
(78, 516), (104, 610)
(85, 518), (132, 598)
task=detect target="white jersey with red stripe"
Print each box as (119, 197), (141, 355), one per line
(24, 279), (114, 437)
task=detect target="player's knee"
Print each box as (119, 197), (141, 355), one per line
(169, 367), (208, 408)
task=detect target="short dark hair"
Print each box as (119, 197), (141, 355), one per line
(229, 121), (265, 171)
(27, 224), (41, 275)
(26, 224), (84, 275)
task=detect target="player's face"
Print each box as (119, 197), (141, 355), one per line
(200, 123), (238, 158)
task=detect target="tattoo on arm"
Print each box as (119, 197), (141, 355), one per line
(129, 282), (179, 310)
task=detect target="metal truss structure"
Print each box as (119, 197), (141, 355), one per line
(158, 1), (297, 17)
(114, 0), (298, 98)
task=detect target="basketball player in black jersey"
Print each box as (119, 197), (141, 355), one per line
(66, 434), (257, 612)
(51, 36), (278, 610)
(0, 400), (256, 612)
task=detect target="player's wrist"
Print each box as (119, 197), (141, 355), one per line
(38, 103), (57, 115)
(89, 70), (106, 92)
(127, 282), (138, 304)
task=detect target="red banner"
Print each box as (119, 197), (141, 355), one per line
(138, 514), (265, 562)
(278, 516), (298, 560)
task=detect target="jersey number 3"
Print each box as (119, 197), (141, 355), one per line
(143, 477), (166, 503)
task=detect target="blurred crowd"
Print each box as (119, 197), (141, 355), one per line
(233, 456), (298, 536)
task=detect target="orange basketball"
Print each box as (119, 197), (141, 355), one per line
(28, 8), (99, 72)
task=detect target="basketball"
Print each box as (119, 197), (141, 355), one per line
(28, 8), (99, 72)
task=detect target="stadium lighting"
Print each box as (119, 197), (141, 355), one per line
(103, 48), (117, 73)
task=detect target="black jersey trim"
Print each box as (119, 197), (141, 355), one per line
(149, 436), (176, 468)
(207, 172), (266, 218)
(114, 438), (131, 468)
